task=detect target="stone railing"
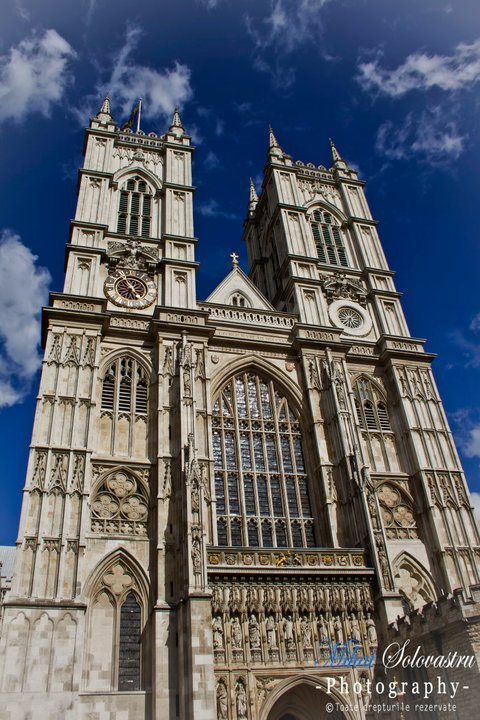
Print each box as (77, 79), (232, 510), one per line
(205, 306), (296, 329)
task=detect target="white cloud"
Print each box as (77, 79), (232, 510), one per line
(357, 39), (480, 98)
(204, 151), (220, 170)
(376, 108), (465, 164)
(0, 29), (76, 124)
(197, 0), (224, 8)
(461, 423), (480, 459)
(101, 25), (192, 124)
(246, 0), (333, 88)
(0, 230), (51, 408)
(471, 492), (480, 525)
(197, 199), (237, 219)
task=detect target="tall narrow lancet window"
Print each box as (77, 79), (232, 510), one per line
(212, 373), (316, 548)
(118, 592), (142, 691)
(310, 209), (348, 267)
(117, 176), (152, 238)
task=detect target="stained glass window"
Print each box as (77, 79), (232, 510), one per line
(213, 373), (316, 548)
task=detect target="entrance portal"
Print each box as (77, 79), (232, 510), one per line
(266, 683), (347, 720)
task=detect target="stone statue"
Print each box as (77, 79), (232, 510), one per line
(300, 616), (313, 647)
(283, 614), (294, 644)
(216, 679), (228, 719)
(333, 615), (343, 644)
(235, 680), (247, 720)
(212, 616), (224, 649)
(350, 614), (361, 643)
(248, 614), (260, 649)
(366, 613), (377, 646)
(231, 616), (243, 649)
(318, 614), (329, 644)
(266, 615), (277, 648)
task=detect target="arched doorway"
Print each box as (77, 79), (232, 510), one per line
(266, 682), (347, 720)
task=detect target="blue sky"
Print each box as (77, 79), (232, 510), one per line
(1, 0), (480, 543)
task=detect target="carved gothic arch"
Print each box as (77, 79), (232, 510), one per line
(98, 347), (153, 380)
(350, 372), (388, 402)
(261, 674), (354, 720)
(90, 463), (150, 499)
(210, 354), (305, 422)
(111, 165), (162, 194)
(392, 551), (437, 611)
(304, 198), (348, 225)
(82, 546), (150, 606)
(376, 478), (415, 506)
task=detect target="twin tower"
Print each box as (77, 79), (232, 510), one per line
(0, 97), (479, 719)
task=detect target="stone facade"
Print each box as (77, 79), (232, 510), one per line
(0, 100), (479, 719)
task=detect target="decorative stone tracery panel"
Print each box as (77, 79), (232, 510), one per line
(90, 467), (149, 536)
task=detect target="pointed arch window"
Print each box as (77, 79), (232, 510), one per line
(101, 357), (149, 416)
(310, 209), (348, 267)
(87, 565), (144, 692)
(99, 357), (149, 457)
(354, 378), (391, 433)
(353, 375), (402, 472)
(117, 176), (152, 238)
(212, 373), (316, 548)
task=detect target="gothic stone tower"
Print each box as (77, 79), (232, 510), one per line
(0, 103), (479, 720)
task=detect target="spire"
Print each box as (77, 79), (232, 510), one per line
(249, 178), (258, 203)
(269, 125), (280, 150)
(96, 94), (112, 122)
(329, 138), (346, 167)
(267, 125), (286, 161)
(169, 107), (184, 132)
(248, 178), (258, 216)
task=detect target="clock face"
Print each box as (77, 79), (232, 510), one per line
(104, 269), (157, 309)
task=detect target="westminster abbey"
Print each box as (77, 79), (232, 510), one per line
(0, 98), (479, 720)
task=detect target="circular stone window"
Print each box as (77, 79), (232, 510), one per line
(328, 299), (372, 337)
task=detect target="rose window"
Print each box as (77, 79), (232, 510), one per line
(91, 469), (148, 536)
(338, 306), (363, 329)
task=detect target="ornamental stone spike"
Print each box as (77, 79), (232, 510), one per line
(170, 107), (184, 131)
(96, 94), (112, 120)
(268, 125), (284, 159)
(329, 137), (346, 166)
(249, 178), (258, 207)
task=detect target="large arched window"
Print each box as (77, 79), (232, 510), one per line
(310, 209), (348, 267)
(99, 356), (149, 457)
(212, 373), (316, 548)
(117, 175), (152, 238)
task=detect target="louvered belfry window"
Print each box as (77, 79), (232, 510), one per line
(101, 358), (149, 416)
(354, 378), (392, 433)
(212, 373), (316, 548)
(311, 209), (348, 267)
(117, 176), (152, 238)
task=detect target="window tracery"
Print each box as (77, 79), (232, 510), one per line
(377, 483), (418, 539)
(230, 292), (250, 308)
(90, 467), (148, 536)
(87, 560), (144, 691)
(212, 373), (316, 548)
(310, 209), (348, 267)
(117, 175), (152, 238)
